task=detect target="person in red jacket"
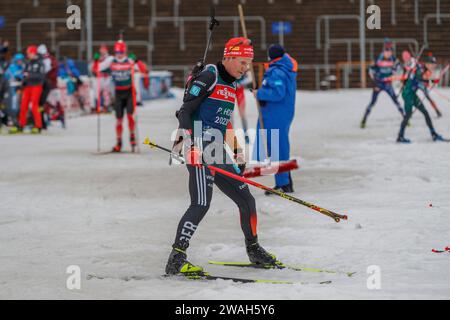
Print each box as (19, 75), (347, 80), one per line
(91, 44), (113, 113)
(16, 45), (45, 134)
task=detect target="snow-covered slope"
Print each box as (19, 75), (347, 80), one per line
(1, 88), (449, 299)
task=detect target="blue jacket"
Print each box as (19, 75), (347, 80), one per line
(369, 53), (399, 84)
(256, 53), (298, 123)
(58, 58), (80, 78)
(253, 54), (298, 170)
(4, 62), (24, 85)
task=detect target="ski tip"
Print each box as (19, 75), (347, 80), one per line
(143, 137), (150, 145)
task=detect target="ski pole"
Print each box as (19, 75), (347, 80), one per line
(202, 6), (220, 65)
(238, 4), (269, 161)
(144, 137), (186, 164)
(131, 62), (141, 153)
(169, 6), (219, 165)
(96, 72), (101, 152)
(433, 88), (450, 102)
(143, 138), (348, 223)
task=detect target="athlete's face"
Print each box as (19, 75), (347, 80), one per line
(223, 57), (252, 79)
(426, 63), (436, 71)
(383, 50), (393, 59)
(115, 51), (126, 60)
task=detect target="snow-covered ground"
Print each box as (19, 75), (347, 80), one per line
(1, 88), (449, 299)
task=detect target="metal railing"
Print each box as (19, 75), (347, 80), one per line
(329, 38), (419, 63)
(16, 18), (84, 52)
(423, 13), (450, 47)
(151, 64), (191, 82)
(316, 15), (361, 75)
(148, 15), (267, 65)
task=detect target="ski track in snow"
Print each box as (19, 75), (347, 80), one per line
(1, 88), (449, 299)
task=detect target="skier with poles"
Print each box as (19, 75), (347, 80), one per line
(360, 39), (405, 128)
(396, 50), (445, 143)
(96, 39), (147, 153)
(165, 37), (285, 276)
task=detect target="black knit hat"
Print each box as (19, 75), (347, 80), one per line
(424, 52), (437, 64)
(268, 44), (285, 60)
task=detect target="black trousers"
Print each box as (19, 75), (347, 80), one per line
(114, 89), (133, 119)
(173, 141), (258, 249)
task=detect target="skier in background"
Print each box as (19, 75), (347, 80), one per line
(165, 37), (283, 277)
(361, 38), (404, 128)
(96, 40), (148, 152)
(91, 44), (113, 113)
(420, 52), (442, 118)
(397, 50), (445, 143)
(253, 44), (298, 195)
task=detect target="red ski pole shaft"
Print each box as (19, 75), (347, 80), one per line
(208, 165), (347, 223)
(131, 63), (140, 153)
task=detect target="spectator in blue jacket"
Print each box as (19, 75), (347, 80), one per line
(253, 44), (298, 194)
(3, 53), (25, 126)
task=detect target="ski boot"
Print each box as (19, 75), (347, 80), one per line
(432, 132), (446, 142)
(359, 120), (366, 129)
(31, 127), (42, 134)
(265, 175), (294, 196)
(246, 241), (283, 269)
(397, 136), (411, 143)
(130, 133), (136, 153)
(60, 113), (66, 129)
(8, 126), (23, 134)
(112, 139), (122, 152)
(360, 112), (369, 129)
(165, 244), (204, 276)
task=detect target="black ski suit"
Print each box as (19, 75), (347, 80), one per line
(173, 62), (258, 250)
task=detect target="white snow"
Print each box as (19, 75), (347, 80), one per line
(1, 88), (449, 299)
